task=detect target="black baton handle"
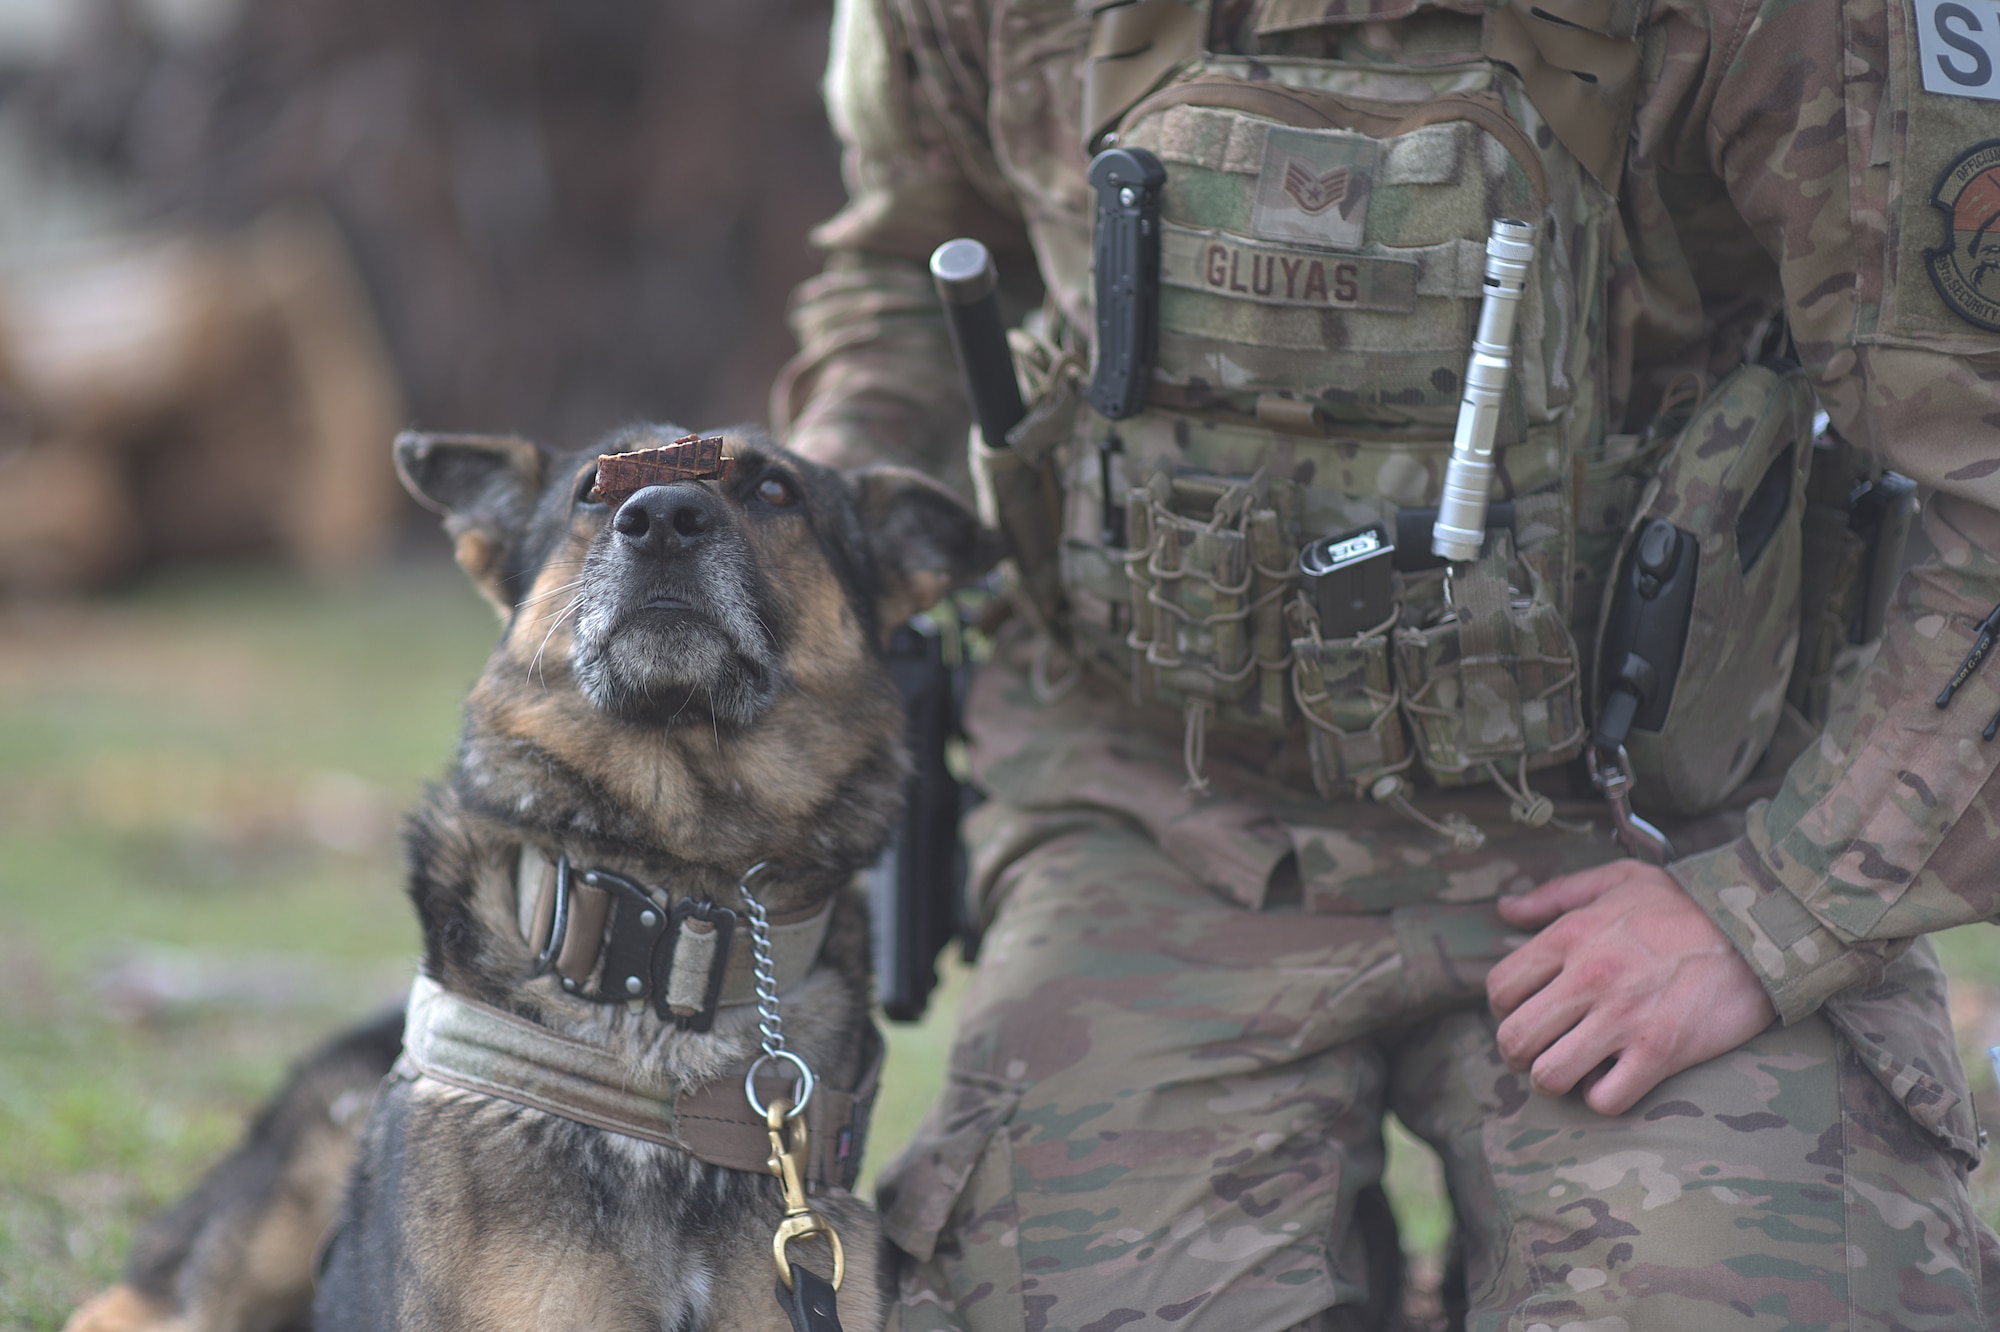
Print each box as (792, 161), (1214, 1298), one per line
(931, 239), (1027, 449)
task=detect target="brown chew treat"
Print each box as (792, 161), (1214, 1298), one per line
(590, 434), (732, 505)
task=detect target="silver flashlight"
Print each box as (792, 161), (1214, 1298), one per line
(1431, 218), (1538, 563)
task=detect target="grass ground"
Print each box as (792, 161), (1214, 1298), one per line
(2, 563), (1996, 1326)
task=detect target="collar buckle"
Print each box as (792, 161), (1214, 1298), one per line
(529, 854), (736, 1029)
(657, 896), (738, 1032)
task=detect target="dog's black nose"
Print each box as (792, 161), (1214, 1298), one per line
(613, 485), (721, 556)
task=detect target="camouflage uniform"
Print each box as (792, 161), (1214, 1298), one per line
(777, 0), (2000, 1326)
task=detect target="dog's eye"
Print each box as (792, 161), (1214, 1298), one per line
(754, 475), (798, 508)
(575, 467), (603, 506)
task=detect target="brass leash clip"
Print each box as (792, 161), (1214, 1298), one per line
(765, 1097), (845, 1291)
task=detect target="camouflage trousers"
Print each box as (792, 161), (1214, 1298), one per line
(874, 805), (1997, 1332)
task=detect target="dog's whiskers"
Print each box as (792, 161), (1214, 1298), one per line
(501, 553), (582, 591)
(529, 592), (589, 688)
(519, 576), (587, 610)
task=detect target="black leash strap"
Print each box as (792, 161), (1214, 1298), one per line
(776, 1264), (843, 1332)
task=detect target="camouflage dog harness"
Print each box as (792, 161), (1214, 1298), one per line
(396, 974), (878, 1191)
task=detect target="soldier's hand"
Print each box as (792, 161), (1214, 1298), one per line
(1485, 860), (1778, 1117)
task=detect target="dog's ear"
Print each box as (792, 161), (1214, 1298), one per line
(395, 432), (545, 614)
(849, 466), (1004, 631)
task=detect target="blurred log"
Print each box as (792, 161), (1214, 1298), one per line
(21, 0), (845, 446)
(0, 209), (404, 592)
(0, 0), (844, 591)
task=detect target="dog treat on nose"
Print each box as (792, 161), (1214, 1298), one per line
(590, 434), (732, 505)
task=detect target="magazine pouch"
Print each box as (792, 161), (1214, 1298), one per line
(1124, 472), (1297, 726)
(1395, 530), (1587, 787)
(1288, 596), (1413, 798)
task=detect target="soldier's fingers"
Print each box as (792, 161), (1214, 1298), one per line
(1495, 860), (1639, 928)
(1582, 957), (1779, 1116)
(1583, 1046), (1678, 1118)
(1526, 1010), (1622, 1098)
(1574, 1057), (1617, 1103)
(1485, 929), (1567, 1020)
(1493, 970), (1592, 1070)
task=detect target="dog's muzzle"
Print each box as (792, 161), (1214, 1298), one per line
(569, 482), (779, 725)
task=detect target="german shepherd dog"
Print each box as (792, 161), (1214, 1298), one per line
(67, 425), (996, 1332)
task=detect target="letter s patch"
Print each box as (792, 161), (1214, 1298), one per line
(1916, 0), (2000, 98)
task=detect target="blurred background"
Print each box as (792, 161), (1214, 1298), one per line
(0, 0), (845, 596)
(0, 0), (1994, 1327)
(0, 0), (888, 1321)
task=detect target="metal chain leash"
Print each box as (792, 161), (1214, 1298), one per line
(737, 862), (816, 1119)
(740, 866), (785, 1050)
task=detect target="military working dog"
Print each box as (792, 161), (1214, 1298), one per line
(68, 425), (996, 1332)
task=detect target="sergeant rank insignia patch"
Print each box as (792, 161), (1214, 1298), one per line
(1251, 128), (1379, 252)
(1926, 139), (2000, 331)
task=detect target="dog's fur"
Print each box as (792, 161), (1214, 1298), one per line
(67, 424), (996, 1332)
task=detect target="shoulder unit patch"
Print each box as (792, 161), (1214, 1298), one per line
(1926, 139), (2000, 331)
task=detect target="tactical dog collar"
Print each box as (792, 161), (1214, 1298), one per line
(396, 974), (879, 1191)
(514, 845), (835, 1032)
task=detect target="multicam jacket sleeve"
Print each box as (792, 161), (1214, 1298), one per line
(1644, 0), (2000, 1022)
(771, 0), (1024, 499)
(778, 0), (2000, 1024)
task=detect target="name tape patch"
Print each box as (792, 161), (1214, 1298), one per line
(1916, 0), (2000, 100)
(1161, 227), (1419, 313)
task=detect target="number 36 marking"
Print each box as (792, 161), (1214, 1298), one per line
(1918, 0), (2000, 99)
